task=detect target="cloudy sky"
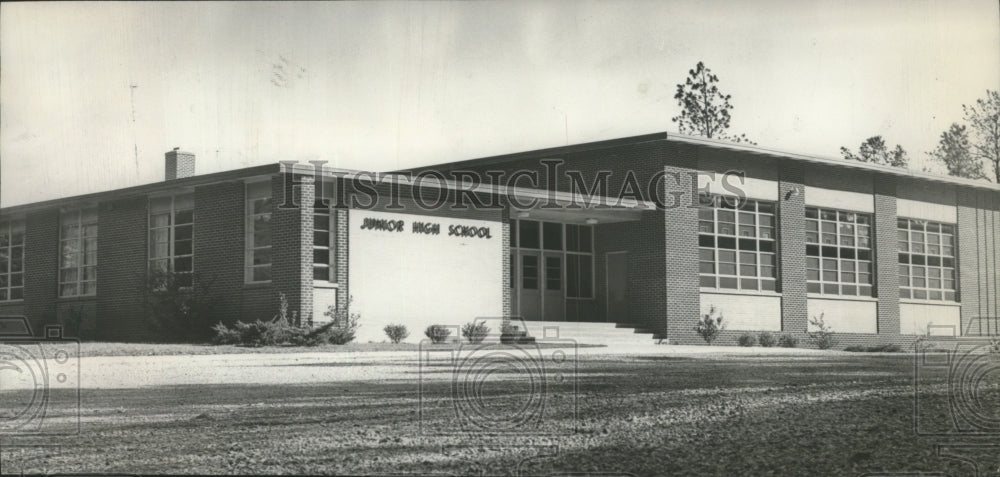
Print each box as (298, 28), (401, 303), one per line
(2, 1), (998, 206)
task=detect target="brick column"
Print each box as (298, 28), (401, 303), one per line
(663, 159), (700, 342)
(334, 207), (349, 317)
(778, 162), (807, 333)
(96, 197), (150, 340)
(956, 189), (993, 335)
(23, 210), (59, 335)
(193, 181), (245, 326)
(874, 179), (900, 334)
(271, 173), (314, 325)
(500, 202), (512, 318)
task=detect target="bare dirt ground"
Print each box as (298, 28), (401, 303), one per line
(1, 344), (998, 476)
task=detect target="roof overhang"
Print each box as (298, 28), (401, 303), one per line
(664, 132), (1000, 192)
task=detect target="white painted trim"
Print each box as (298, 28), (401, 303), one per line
(899, 298), (961, 307)
(897, 199), (957, 224)
(700, 288), (782, 298)
(806, 293), (878, 303)
(804, 186), (874, 213)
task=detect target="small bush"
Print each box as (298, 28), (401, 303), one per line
(319, 299), (361, 345)
(383, 324), (409, 344)
(461, 321), (491, 344)
(694, 306), (725, 344)
(425, 325), (452, 344)
(758, 332), (777, 348)
(778, 334), (799, 348)
(211, 293), (359, 347)
(990, 339), (1000, 354)
(736, 333), (756, 347)
(809, 313), (835, 350)
(211, 318), (308, 347)
(212, 321), (241, 345)
(844, 343), (902, 353)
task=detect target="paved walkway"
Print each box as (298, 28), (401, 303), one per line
(3, 343), (866, 390)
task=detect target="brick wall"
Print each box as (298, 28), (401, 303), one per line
(874, 178), (901, 334)
(778, 162), (807, 333)
(957, 189), (1000, 335)
(662, 153), (701, 342)
(193, 181), (246, 325)
(595, 212), (667, 334)
(271, 173), (314, 324)
(23, 210), (59, 334)
(96, 196), (150, 341)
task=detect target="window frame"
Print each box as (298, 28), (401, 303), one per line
(898, 218), (958, 302)
(148, 193), (195, 288)
(0, 216), (25, 301)
(312, 186), (339, 283)
(510, 219), (594, 299)
(59, 208), (98, 297)
(697, 194), (779, 293)
(804, 206), (874, 297)
(245, 180), (273, 284)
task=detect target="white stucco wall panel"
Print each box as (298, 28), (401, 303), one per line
(805, 186), (874, 213)
(349, 210), (503, 343)
(807, 298), (877, 334)
(900, 302), (961, 336)
(896, 198), (957, 224)
(700, 293), (782, 331)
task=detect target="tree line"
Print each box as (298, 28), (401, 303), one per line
(671, 62), (1000, 182)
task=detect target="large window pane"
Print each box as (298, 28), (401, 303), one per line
(805, 207), (872, 297)
(698, 195), (779, 292)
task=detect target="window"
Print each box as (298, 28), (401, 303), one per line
(510, 220), (593, 298)
(150, 194), (194, 287)
(313, 190), (339, 282)
(898, 218), (957, 301)
(60, 208), (97, 297)
(698, 195), (778, 291)
(246, 181), (272, 282)
(805, 207), (872, 296)
(0, 217), (25, 301)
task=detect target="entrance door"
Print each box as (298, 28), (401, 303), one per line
(518, 251), (542, 321)
(543, 253), (565, 321)
(606, 252), (628, 323)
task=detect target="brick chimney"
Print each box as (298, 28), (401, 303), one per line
(165, 147), (195, 180)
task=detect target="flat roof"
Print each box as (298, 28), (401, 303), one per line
(408, 131), (1000, 193)
(3, 131), (997, 215)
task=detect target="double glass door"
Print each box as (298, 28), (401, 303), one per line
(513, 250), (564, 321)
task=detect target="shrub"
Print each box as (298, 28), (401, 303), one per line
(499, 320), (534, 344)
(141, 269), (218, 342)
(317, 301), (361, 345)
(778, 334), (799, 348)
(758, 332), (777, 348)
(211, 293), (356, 347)
(461, 321), (491, 344)
(990, 338), (1000, 355)
(212, 321), (241, 345)
(808, 313), (835, 350)
(694, 306), (725, 344)
(425, 325), (452, 344)
(211, 318), (308, 347)
(383, 324), (409, 344)
(737, 333), (756, 347)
